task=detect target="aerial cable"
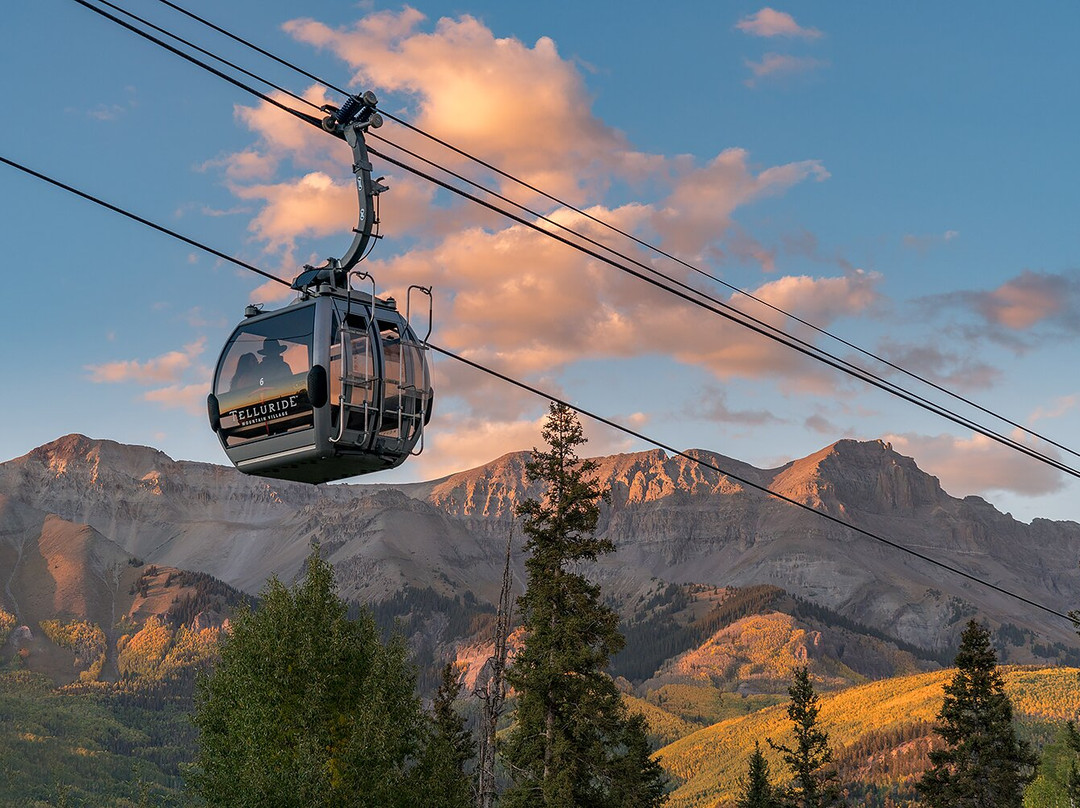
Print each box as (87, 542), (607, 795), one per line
(0, 155), (288, 287)
(150, 0), (351, 98)
(84, 0), (322, 114)
(4, 151), (1072, 626)
(68, 0), (324, 131)
(366, 131), (1080, 474)
(65, 0), (1080, 481)
(431, 344), (1075, 625)
(129, 0), (1080, 463)
(366, 142), (1080, 481)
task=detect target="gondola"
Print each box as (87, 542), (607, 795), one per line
(206, 92), (433, 483)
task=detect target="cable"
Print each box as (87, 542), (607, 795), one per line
(366, 142), (1080, 481)
(68, 0), (324, 130)
(138, 0), (1080, 463)
(63, 0), (1080, 481)
(4, 151), (1071, 626)
(0, 155), (288, 287)
(88, 0), (322, 113)
(151, 0), (351, 97)
(431, 344), (1074, 624)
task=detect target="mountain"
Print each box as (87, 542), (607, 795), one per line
(2, 434), (1079, 673)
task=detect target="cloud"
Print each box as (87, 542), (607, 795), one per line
(902, 230), (960, 253)
(884, 431), (1066, 498)
(696, 388), (784, 426)
(218, 9), (831, 284)
(652, 149), (829, 259)
(1029, 395), (1078, 423)
(924, 270), (1080, 335)
(283, 11), (628, 199)
(804, 413), (838, 435)
(86, 339), (206, 385)
(736, 8), (822, 39)
(413, 413), (544, 478)
(233, 172), (357, 251)
(744, 53), (827, 86)
(978, 271), (1072, 329)
(142, 384), (209, 416)
(875, 338), (1000, 391)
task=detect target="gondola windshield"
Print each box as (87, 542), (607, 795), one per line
(214, 307), (314, 447)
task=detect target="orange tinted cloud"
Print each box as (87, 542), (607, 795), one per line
(283, 11), (627, 199)
(926, 270), (1080, 336)
(368, 216), (881, 392)
(736, 8), (822, 39)
(653, 149), (829, 259)
(211, 11), (860, 397)
(981, 271), (1066, 329)
(884, 432), (1066, 497)
(86, 339), (206, 384)
(142, 383), (209, 416)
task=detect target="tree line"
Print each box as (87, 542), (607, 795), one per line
(190, 403), (666, 807)
(186, 403), (1078, 807)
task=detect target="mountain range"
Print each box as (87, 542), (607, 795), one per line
(2, 433), (1079, 681)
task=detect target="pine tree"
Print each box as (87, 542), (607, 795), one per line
(421, 662), (474, 808)
(501, 402), (667, 808)
(1066, 721), (1080, 807)
(737, 742), (783, 808)
(768, 665), (842, 808)
(190, 549), (452, 807)
(916, 620), (1038, 808)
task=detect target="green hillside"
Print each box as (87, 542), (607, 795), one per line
(655, 666), (1080, 808)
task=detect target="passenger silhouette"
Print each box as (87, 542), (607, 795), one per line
(229, 352), (259, 391)
(257, 339), (293, 381)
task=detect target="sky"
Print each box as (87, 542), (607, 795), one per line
(4, 2), (1080, 523)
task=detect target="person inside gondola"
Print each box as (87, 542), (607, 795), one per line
(229, 352), (260, 391)
(257, 338), (293, 381)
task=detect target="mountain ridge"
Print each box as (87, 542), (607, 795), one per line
(2, 433), (1078, 659)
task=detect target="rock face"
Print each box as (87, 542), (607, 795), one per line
(2, 434), (1078, 656)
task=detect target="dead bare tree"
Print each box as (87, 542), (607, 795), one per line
(475, 528), (515, 808)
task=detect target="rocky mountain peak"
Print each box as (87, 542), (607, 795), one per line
(770, 438), (946, 515)
(22, 433), (177, 485)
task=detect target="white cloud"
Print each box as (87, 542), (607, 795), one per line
(744, 53), (827, 86)
(736, 8), (822, 39)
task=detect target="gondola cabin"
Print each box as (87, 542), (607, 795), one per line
(207, 271), (432, 484)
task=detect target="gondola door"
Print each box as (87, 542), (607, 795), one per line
(329, 307), (380, 452)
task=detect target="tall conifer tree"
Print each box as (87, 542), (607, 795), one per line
(501, 402), (667, 808)
(422, 662), (474, 808)
(916, 620), (1037, 807)
(737, 742), (783, 808)
(768, 666), (843, 808)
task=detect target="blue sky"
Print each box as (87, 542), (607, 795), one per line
(4, 2), (1080, 523)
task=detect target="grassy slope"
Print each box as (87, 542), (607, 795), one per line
(655, 666), (1080, 808)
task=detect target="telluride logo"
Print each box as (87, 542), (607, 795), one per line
(234, 394), (304, 427)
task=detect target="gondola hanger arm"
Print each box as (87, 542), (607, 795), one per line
(292, 91), (387, 292)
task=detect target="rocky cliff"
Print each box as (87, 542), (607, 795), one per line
(2, 434), (1078, 659)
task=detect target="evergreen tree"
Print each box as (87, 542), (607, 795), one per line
(190, 549), (455, 808)
(737, 742), (783, 808)
(916, 620), (1037, 808)
(768, 666), (842, 808)
(501, 402), (667, 808)
(1067, 721), (1080, 807)
(421, 662), (474, 808)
